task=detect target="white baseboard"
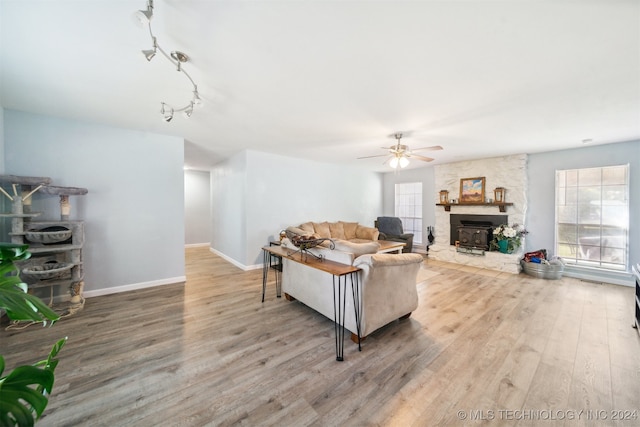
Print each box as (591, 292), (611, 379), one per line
(208, 247), (254, 271)
(83, 276), (186, 298)
(185, 242), (211, 248)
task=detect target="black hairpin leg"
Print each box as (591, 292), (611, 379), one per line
(350, 272), (362, 352)
(333, 274), (347, 361)
(262, 249), (269, 303)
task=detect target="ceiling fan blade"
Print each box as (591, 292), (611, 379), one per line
(409, 145), (443, 152)
(357, 153), (391, 159)
(408, 154), (435, 162)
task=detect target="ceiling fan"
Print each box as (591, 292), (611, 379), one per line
(357, 132), (443, 169)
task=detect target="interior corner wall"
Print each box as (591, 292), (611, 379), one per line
(382, 166), (437, 248)
(3, 110), (185, 295)
(211, 150), (384, 268)
(210, 151), (247, 266)
(184, 169), (211, 246)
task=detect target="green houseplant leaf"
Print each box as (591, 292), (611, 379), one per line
(0, 338), (67, 427)
(0, 243), (65, 426)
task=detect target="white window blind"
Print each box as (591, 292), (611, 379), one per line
(395, 182), (423, 244)
(555, 165), (629, 271)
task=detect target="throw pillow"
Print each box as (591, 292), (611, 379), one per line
(312, 221), (331, 238)
(340, 221), (358, 240)
(356, 225), (378, 240)
(328, 222), (346, 239)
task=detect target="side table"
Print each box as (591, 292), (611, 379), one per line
(261, 241), (283, 302)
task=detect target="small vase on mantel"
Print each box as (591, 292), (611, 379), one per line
(497, 239), (509, 254)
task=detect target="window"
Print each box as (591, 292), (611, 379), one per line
(395, 182), (423, 244)
(555, 165), (629, 271)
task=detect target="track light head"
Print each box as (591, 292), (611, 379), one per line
(142, 49), (156, 61)
(134, 0), (154, 25)
(161, 103), (174, 122)
(142, 37), (157, 61)
(183, 103), (194, 118)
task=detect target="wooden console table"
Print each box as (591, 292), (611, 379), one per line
(261, 245), (362, 361)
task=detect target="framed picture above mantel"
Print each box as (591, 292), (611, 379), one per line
(459, 177), (485, 203)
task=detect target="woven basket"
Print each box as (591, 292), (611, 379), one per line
(22, 262), (73, 280)
(25, 226), (72, 244)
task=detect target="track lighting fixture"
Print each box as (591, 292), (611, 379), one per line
(135, 0), (201, 121)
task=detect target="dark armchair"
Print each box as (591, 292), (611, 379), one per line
(374, 216), (413, 253)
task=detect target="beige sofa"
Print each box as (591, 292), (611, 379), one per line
(286, 220), (379, 244)
(281, 224), (423, 342)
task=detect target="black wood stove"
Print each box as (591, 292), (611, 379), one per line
(457, 220), (494, 250)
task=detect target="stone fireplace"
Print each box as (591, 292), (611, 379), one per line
(429, 154), (528, 274)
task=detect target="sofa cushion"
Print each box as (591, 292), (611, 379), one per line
(299, 222), (315, 233)
(333, 240), (380, 257)
(340, 221), (358, 240)
(329, 222), (346, 239)
(356, 224), (379, 240)
(312, 221), (331, 238)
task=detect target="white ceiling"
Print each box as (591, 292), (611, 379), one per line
(1, 0), (639, 172)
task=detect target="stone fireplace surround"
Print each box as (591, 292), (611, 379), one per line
(429, 154), (528, 274)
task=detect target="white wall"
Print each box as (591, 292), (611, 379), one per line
(211, 150), (383, 268)
(184, 169), (211, 246)
(3, 110), (186, 295)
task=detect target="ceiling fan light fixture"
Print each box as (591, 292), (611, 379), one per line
(399, 156), (410, 168)
(389, 157), (399, 169)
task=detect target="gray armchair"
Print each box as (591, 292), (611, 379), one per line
(374, 216), (413, 253)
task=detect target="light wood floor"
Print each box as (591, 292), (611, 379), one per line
(2, 247), (639, 426)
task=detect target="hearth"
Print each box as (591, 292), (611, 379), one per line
(450, 214), (507, 250)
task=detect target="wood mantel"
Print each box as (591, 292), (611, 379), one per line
(436, 202), (513, 213)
